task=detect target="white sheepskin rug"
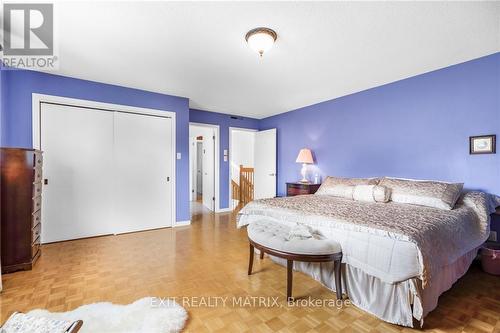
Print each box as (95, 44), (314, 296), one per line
(26, 297), (187, 333)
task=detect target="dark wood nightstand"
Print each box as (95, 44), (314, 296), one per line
(286, 182), (321, 196)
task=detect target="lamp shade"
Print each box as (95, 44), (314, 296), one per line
(296, 148), (314, 164)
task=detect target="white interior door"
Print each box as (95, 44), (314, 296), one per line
(41, 103), (114, 243)
(254, 128), (277, 199)
(202, 133), (215, 210)
(113, 112), (173, 234)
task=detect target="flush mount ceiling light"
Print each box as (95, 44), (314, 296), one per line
(245, 27), (277, 57)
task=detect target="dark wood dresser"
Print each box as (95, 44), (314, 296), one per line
(1, 148), (43, 273)
(286, 182), (321, 196)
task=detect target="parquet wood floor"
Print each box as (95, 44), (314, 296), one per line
(0, 202), (499, 332)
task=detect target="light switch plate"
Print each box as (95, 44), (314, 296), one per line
(488, 231), (497, 242)
(224, 155), (228, 162)
(176, 153), (181, 160)
(223, 149), (228, 156)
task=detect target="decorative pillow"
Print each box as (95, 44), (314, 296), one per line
(316, 184), (355, 199)
(315, 176), (379, 196)
(352, 185), (391, 203)
(379, 177), (464, 210)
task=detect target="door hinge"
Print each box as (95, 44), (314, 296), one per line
(213, 135), (215, 140)
(167, 177), (170, 182)
(212, 197), (215, 201)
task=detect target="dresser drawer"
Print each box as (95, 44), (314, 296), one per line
(33, 181), (42, 198)
(288, 183), (305, 189)
(286, 183), (321, 196)
(34, 151), (43, 168)
(288, 187), (310, 196)
(33, 195), (42, 213)
(34, 167), (43, 183)
(32, 222), (41, 242)
(32, 209), (41, 227)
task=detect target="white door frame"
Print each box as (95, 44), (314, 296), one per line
(189, 136), (197, 201)
(189, 138), (204, 201)
(189, 122), (221, 212)
(228, 127), (257, 211)
(32, 93), (178, 227)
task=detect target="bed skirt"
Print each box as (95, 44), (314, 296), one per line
(269, 248), (477, 327)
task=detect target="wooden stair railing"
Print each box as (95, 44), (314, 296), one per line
(239, 165), (254, 205)
(231, 179), (240, 201)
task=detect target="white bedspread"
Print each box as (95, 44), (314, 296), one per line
(237, 191), (498, 327)
(237, 191), (495, 286)
(243, 212), (420, 283)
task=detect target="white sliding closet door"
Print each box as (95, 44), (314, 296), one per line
(113, 112), (173, 233)
(41, 103), (115, 243)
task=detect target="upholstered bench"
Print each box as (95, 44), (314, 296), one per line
(247, 220), (343, 301)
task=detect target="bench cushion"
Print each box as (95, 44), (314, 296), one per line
(247, 220), (341, 255)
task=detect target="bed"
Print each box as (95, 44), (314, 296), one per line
(237, 177), (498, 327)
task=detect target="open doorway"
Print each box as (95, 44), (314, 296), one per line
(229, 127), (278, 210)
(189, 123), (219, 213)
(229, 128), (257, 210)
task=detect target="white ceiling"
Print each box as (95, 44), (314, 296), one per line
(36, 1), (500, 118)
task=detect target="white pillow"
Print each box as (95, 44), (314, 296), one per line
(318, 184), (355, 199)
(353, 185), (391, 203)
(315, 176), (379, 197)
(379, 177), (463, 210)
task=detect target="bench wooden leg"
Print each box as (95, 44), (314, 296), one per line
(248, 243), (254, 275)
(260, 250), (264, 259)
(334, 259), (342, 300)
(287, 259), (293, 302)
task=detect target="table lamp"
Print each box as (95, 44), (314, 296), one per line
(295, 148), (314, 183)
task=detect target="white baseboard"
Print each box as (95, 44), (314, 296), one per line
(175, 220), (191, 227)
(216, 207), (233, 213)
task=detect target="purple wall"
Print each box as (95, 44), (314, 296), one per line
(260, 53), (500, 197)
(189, 109), (259, 209)
(0, 69), (191, 222)
(2, 52), (498, 224)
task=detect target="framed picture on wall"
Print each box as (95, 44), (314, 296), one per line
(469, 135), (496, 154)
